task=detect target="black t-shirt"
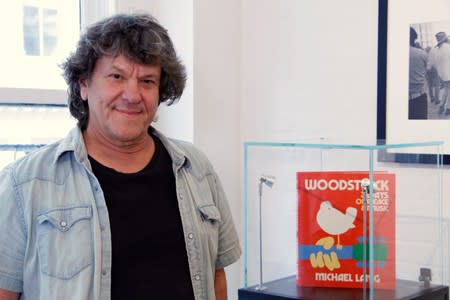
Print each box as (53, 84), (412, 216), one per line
(89, 135), (195, 299)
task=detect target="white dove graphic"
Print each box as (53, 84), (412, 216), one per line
(316, 200), (357, 249)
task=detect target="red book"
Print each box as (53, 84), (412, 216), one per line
(296, 171), (396, 289)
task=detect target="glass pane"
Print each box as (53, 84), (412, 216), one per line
(23, 5), (40, 56)
(43, 8), (58, 56)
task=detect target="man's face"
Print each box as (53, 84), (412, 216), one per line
(79, 55), (161, 145)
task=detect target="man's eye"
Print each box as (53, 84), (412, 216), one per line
(142, 79), (159, 87)
(110, 74), (122, 80)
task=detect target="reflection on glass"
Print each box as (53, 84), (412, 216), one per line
(23, 5), (40, 56)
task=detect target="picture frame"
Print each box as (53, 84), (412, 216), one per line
(377, 0), (450, 164)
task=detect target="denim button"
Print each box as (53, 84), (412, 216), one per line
(188, 233), (194, 239)
(60, 221), (67, 227)
(194, 274), (200, 281)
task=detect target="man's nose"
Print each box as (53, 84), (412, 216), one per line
(122, 80), (142, 103)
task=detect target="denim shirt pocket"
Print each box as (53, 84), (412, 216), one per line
(198, 205), (221, 257)
(37, 205), (93, 279)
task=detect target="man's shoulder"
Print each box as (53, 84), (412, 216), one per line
(169, 139), (211, 166)
(170, 138), (202, 154)
(410, 47), (428, 64)
(3, 139), (70, 185)
(411, 46), (427, 56)
(9, 141), (58, 166)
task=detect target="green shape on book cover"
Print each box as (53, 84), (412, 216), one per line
(352, 244), (388, 261)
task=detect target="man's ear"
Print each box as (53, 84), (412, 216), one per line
(79, 78), (88, 101)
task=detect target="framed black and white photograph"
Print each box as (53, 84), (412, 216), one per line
(377, 0), (450, 163)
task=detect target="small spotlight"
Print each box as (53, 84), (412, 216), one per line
(260, 175), (276, 188)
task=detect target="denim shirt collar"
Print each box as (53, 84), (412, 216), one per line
(54, 126), (90, 168)
(53, 126), (188, 171)
(151, 127), (187, 170)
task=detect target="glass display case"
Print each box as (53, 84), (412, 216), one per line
(239, 140), (449, 300)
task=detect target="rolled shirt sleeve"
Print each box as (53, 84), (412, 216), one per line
(208, 170), (241, 270)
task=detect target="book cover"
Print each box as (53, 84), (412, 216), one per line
(296, 171), (396, 289)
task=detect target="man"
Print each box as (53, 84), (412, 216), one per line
(433, 31), (450, 115)
(426, 44), (441, 104)
(408, 27), (428, 119)
(0, 14), (241, 300)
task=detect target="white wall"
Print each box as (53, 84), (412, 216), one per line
(241, 0), (379, 143)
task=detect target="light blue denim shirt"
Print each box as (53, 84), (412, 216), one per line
(0, 127), (241, 300)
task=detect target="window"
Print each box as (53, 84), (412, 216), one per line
(23, 6), (40, 56)
(22, 6), (59, 56)
(0, 0), (80, 104)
